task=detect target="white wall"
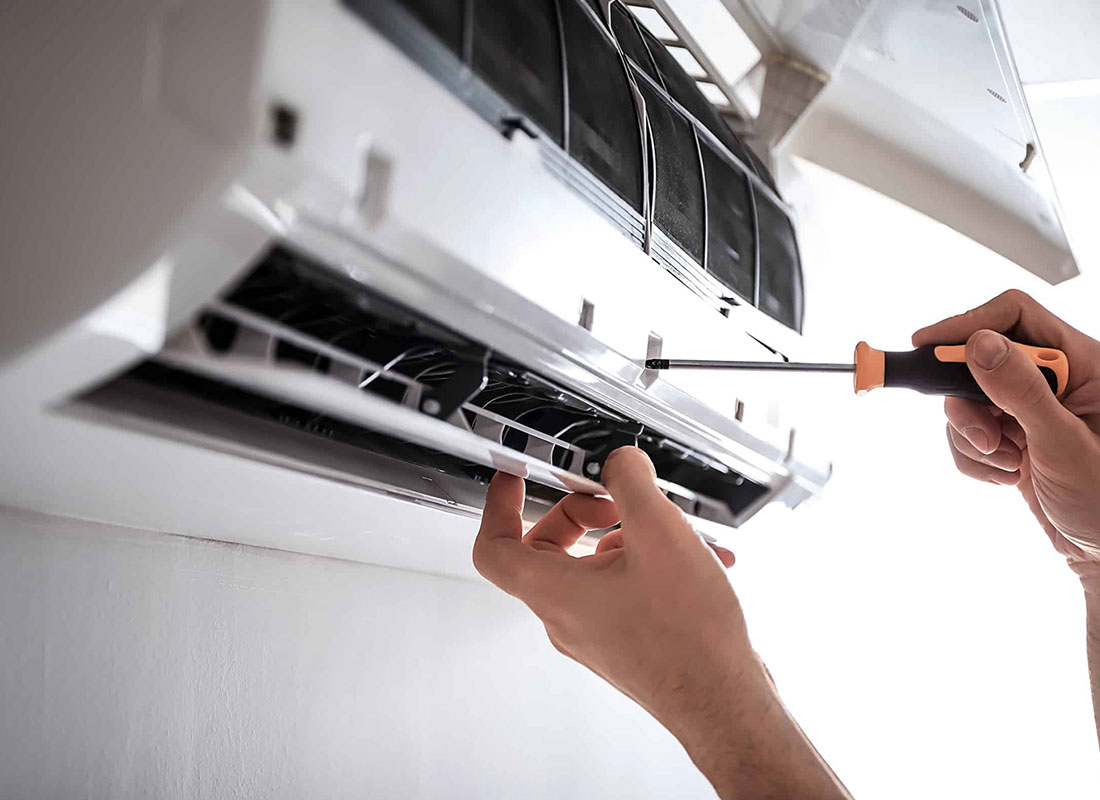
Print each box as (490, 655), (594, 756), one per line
(0, 506), (713, 800)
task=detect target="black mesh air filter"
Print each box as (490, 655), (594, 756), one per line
(561, 0), (644, 212)
(639, 79), (705, 263)
(755, 193), (804, 331)
(637, 27), (757, 169)
(388, 0), (465, 55)
(701, 143), (754, 302)
(610, 4), (660, 83)
(471, 0), (564, 144)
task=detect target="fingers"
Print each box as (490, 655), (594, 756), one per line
(599, 447), (692, 546)
(947, 424), (1020, 472)
(478, 471), (525, 544)
(596, 528), (735, 567)
(944, 397), (1002, 455)
(473, 473), (548, 593)
(595, 528), (624, 554)
(946, 425), (1020, 485)
(912, 289), (1072, 350)
(965, 330), (1083, 443)
(524, 494), (621, 552)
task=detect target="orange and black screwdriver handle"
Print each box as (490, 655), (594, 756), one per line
(854, 341), (1070, 403)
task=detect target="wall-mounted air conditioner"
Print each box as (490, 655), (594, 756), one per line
(0, 0), (830, 569)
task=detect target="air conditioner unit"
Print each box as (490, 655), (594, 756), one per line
(0, 0), (830, 570)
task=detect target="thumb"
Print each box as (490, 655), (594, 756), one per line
(967, 330), (1080, 442)
(599, 447), (693, 548)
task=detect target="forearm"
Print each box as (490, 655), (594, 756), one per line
(665, 661), (852, 800)
(1083, 586), (1100, 749)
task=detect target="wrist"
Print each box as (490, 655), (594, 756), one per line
(657, 652), (850, 800)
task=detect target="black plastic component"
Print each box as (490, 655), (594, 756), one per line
(471, 0), (564, 145)
(560, 0), (645, 212)
(376, 0), (465, 55)
(701, 142), (755, 302)
(610, 3), (660, 83)
(582, 0), (605, 19)
(883, 347), (1057, 404)
(755, 192), (804, 332)
(638, 79), (705, 263)
(199, 313), (239, 353)
(500, 115), (539, 140)
(420, 347), (490, 418)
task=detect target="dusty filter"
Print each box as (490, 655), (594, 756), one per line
(341, 0), (805, 331)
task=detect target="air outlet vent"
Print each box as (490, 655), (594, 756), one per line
(91, 246), (769, 527)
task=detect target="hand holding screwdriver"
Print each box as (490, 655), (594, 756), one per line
(914, 290), (1100, 586)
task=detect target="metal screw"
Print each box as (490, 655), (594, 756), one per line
(585, 462), (601, 476)
(422, 398), (442, 415)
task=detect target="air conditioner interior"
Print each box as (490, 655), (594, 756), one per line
(342, 0), (804, 333)
(81, 246), (770, 528)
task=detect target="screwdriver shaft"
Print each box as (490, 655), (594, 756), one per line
(648, 359), (855, 373)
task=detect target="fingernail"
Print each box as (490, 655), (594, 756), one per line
(988, 450), (1021, 471)
(602, 446), (656, 479)
(963, 426), (991, 454)
(972, 331), (1010, 371)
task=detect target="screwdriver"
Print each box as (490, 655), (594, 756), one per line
(646, 341), (1070, 404)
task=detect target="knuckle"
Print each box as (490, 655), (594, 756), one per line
(1014, 374), (1050, 414)
(473, 541), (521, 588)
(1000, 288), (1032, 307)
(471, 542), (495, 580)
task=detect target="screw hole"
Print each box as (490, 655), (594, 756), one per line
(271, 103), (299, 148)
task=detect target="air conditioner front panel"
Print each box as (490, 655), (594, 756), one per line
(0, 0), (831, 576)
